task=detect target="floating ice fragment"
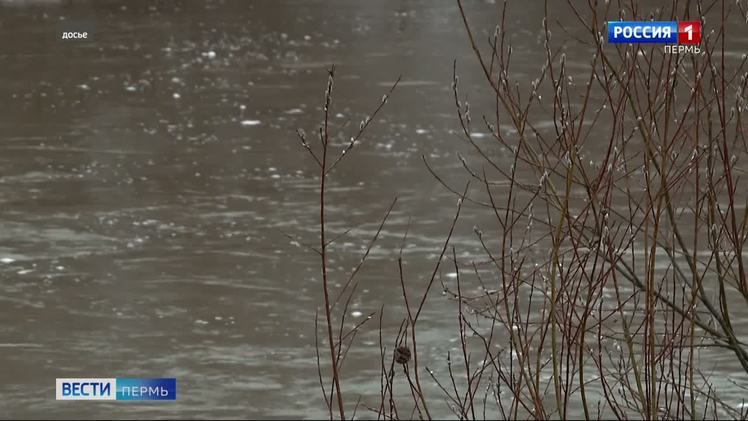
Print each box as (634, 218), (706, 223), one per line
(202, 50), (217, 59)
(0, 257), (15, 264)
(351, 311), (363, 318)
(241, 120), (261, 126)
(173, 92), (181, 99)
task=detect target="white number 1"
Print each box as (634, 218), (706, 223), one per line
(684, 24), (693, 41)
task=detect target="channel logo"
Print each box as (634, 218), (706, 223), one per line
(56, 378), (176, 401)
(608, 21), (701, 44)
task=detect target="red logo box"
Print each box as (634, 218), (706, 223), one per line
(678, 21), (701, 44)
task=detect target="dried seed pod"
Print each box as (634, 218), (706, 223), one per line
(395, 345), (411, 365)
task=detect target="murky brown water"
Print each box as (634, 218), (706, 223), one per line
(1, 0), (748, 419)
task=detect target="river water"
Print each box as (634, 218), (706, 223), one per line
(1, 0), (747, 419)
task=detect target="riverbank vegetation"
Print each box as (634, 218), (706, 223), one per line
(298, 0), (748, 418)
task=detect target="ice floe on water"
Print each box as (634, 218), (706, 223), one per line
(241, 120), (261, 126)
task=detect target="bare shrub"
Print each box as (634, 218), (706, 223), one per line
(298, 0), (748, 419)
